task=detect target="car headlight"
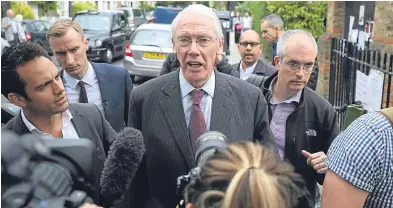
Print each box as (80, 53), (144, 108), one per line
(95, 40), (102, 47)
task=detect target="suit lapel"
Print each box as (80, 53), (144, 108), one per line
(231, 62), (241, 78)
(253, 60), (264, 75)
(91, 62), (112, 116)
(68, 105), (89, 139)
(210, 72), (233, 133)
(159, 70), (195, 168)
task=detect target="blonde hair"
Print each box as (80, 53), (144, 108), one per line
(46, 19), (84, 40)
(185, 142), (309, 208)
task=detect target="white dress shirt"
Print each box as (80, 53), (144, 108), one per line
(179, 70), (215, 131)
(21, 109), (80, 139)
(239, 61), (258, 80)
(63, 62), (104, 114)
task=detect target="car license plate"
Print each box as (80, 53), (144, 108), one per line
(143, 52), (165, 60)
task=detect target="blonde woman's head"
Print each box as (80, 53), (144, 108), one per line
(184, 141), (310, 208)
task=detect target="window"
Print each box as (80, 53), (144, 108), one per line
(131, 30), (172, 48)
(74, 14), (111, 31)
(133, 9), (142, 17)
(33, 22), (47, 32)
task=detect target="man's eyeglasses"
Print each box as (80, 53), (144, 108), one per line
(239, 41), (260, 48)
(282, 61), (315, 73)
(175, 36), (217, 48)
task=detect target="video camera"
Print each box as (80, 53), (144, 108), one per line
(1, 131), (98, 208)
(176, 131), (229, 206)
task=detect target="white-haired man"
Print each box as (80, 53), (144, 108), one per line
(259, 29), (340, 208)
(125, 4), (278, 208)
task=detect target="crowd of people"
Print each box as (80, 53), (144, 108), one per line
(1, 4), (392, 208)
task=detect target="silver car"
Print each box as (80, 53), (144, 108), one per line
(124, 24), (173, 80)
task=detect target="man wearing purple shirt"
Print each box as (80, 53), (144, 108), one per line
(260, 29), (340, 208)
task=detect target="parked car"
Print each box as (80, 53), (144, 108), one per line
(124, 23), (173, 81)
(1, 37), (10, 54)
(73, 10), (131, 63)
(145, 11), (154, 23)
(116, 7), (146, 32)
(22, 20), (53, 54)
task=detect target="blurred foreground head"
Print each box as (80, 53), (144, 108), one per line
(185, 141), (310, 208)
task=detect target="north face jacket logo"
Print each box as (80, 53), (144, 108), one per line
(305, 129), (317, 136)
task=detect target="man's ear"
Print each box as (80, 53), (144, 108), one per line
(7, 93), (28, 108)
(218, 37), (224, 54)
(172, 38), (177, 54)
(259, 43), (264, 54)
(274, 56), (281, 70)
(83, 37), (88, 51)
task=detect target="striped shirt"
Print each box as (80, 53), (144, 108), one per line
(326, 112), (393, 207)
(63, 62), (104, 115)
(269, 78), (302, 160)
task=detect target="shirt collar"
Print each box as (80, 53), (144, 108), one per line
(179, 69), (215, 98)
(21, 109), (74, 133)
(268, 77), (302, 104)
(239, 60), (258, 73)
(63, 62), (95, 89)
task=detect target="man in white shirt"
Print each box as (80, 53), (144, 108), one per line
(1, 42), (117, 205)
(230, 30), (276, 80)
(242, 12), (252, 31)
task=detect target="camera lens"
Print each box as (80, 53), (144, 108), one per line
(195, 131), (228, 167)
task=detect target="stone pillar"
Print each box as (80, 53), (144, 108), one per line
(371, 1), (393, 108)
(316, 1), (345, 99)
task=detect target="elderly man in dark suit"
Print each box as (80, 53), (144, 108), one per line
(1, 42), (117, 205)
(47, 19), (133, 132)
(231, 29), (277, 80)
(126, 4), (278, 208)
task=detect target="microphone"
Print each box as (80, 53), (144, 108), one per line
(100, 127), (145, 204)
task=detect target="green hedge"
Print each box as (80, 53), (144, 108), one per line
(10, 2), (35, 20)
(71, 1), (97, 16)
(237, 1), (327, 61)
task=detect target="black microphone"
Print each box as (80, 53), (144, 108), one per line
(100, 127), (145, 204)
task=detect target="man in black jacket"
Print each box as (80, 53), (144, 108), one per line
(231, 30), (276, 80)
(261, 14), (319, 90)
(160, 52), (234, 75)
(261, 29), (340, 207)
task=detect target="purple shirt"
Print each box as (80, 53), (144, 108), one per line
(269, 78), (302, 160)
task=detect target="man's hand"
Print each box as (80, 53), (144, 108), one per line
(79, 203), (103, 208)
(301, 150), (328, 174)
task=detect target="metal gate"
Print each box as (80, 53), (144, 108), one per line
(329, 37), (393, 129)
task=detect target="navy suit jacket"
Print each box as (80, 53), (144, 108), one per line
(62, 62), (133, 132)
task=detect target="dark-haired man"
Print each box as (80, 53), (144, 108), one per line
(1, 42), (117, 205)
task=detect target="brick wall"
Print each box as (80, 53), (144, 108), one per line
(317, 1), (345, 99)
(371, 1), (393, 108)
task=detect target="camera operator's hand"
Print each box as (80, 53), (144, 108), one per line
(79, 203), (103, 208)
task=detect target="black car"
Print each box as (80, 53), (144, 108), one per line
(73, 10), (132, 63)
(22, 20), (52, 54)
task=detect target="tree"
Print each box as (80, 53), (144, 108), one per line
(31, 1), (59, 17)
(10, 2), (35, 20)
(139, 2), (155, 12)
(266, 1), (327, 40)
(237, 1), (327, 60)
(71, 1), (97, 16)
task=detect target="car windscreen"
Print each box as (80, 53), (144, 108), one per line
(74, 14), (111, 31)
(131, 29), (172, 48)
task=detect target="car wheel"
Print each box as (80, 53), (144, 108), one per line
(104, 47), (113, 64)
